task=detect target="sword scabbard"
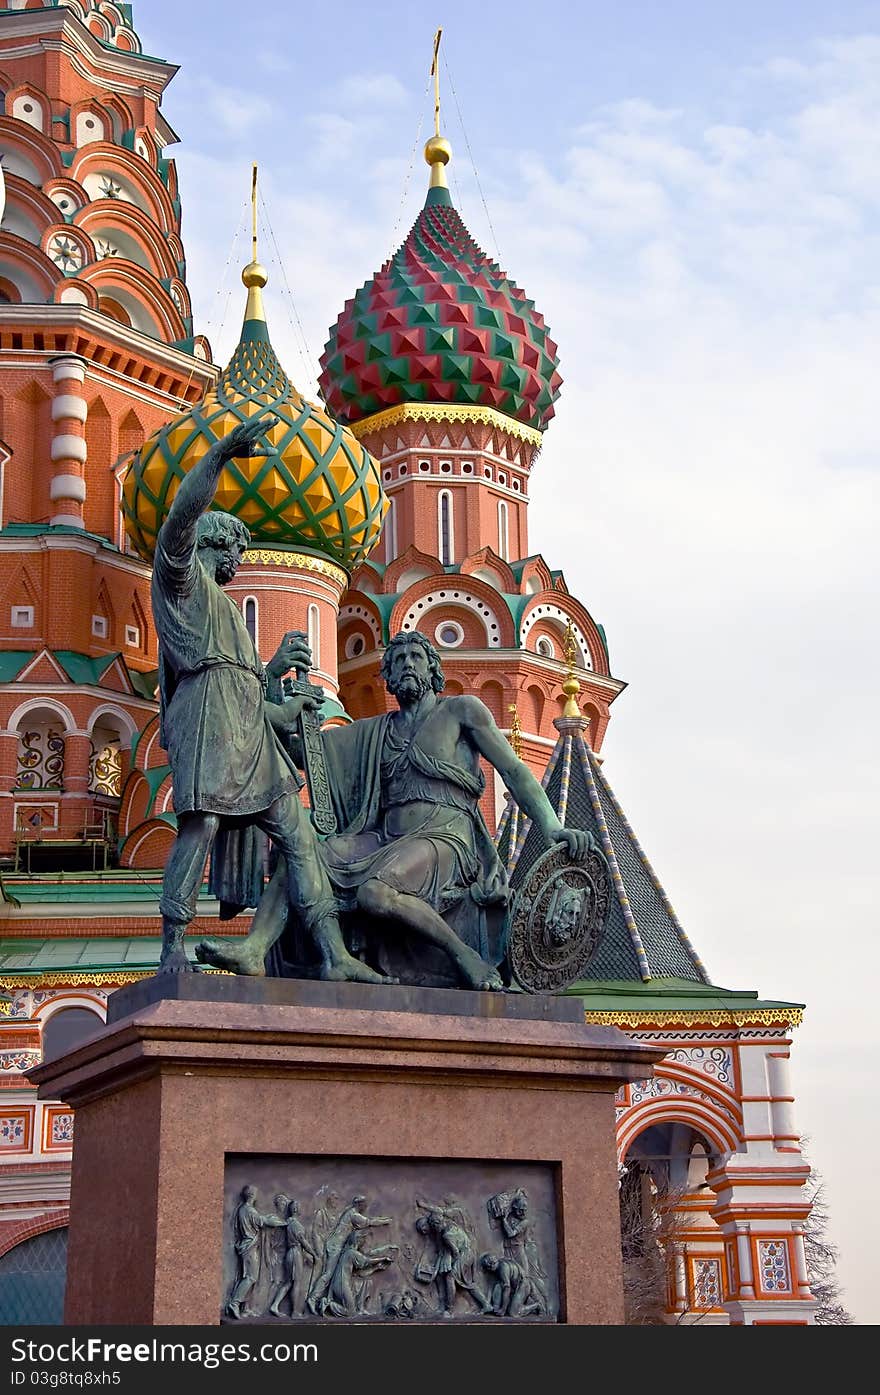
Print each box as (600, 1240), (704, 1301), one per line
(282, 671), (337, 835)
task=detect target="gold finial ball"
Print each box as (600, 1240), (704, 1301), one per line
(242, 260), (268, 289)
(424, 135), (452, 167)
(562, 673), (582, 718)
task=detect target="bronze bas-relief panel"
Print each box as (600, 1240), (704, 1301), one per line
(223, 1155), (560, 1322)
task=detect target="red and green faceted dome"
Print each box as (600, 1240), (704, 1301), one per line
(318, 186), (562, 432)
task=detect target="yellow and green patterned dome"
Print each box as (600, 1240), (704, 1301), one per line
(121, 261), (388, 568)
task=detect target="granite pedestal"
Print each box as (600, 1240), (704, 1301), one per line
(31, 975), (663, 1325)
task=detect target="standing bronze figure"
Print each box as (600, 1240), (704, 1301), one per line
(151, 412), (387, 984)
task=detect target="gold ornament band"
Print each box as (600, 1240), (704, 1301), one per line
(0, 968), (229, 991)
(348, 402), (544, 449)
(241, 549), (349, 586)
(584, 1007), (804, 1029)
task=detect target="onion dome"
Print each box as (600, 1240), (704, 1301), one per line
(318, 136), (562, 434)
(121, 260), (388, 568)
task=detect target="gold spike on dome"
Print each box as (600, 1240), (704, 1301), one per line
(425, 27), (451, 189)
(242, 260), (268, 323)
(242, 162), (267, 322)
(562, 619), (582, 718)
(424, 135), (452, 190)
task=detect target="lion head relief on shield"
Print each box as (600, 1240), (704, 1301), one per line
(543, 882), (587, 947)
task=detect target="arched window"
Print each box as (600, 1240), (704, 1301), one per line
(14, 709), (66, 792)
(384, 496), (397, 563)
(12, 94), (45, 133)
(42, 1007), (103, 1062)
(0, 1228), (68, 1326)
(438, 490), (453, 566)
(243, 596), (258, 648)
(498, 501), (509, 561)
(88, 722), (123, 798)
(307, 604), (320, 671)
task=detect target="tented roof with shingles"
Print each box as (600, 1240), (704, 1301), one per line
(497, 717), (710, 985)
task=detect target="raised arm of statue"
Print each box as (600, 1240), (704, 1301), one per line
(160, 413), (278, 558)
(459, 695), (595, 860)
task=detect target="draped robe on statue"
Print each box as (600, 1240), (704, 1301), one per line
(152, 527), (300, 917)
(270, 708), (510, 983)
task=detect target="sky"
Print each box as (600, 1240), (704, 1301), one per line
(135, 0), (879, 1322)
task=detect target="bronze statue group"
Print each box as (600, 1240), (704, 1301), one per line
(152, 414), (594, 992)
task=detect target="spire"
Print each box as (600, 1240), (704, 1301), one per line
(424, 28), (452, 206)
(507, 703), (523, 759)
(561, 619), (582, 718)
(241, 162), (268, 332)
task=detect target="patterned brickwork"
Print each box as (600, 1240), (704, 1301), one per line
(758, 1240), (791, 1294)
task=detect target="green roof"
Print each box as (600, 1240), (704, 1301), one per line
(0, 646), (156, 699)
(3, 872), (164, 906)
(320, 696), (351, 724)
(0, 652), (35, 682)
(368, 593), (400, 641)
(0, 523), (118, 547)
(567, 977), (804, 1019)
(500, 593), (532, 632)
(54, 651), (116, 685)
(129, 667), (159, 700)
(0, 937), (164, 977)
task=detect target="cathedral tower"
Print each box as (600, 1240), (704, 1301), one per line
(319, 123), (622, 826)
(0, 0), (214, 861)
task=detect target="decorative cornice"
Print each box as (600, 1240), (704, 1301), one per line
(0, 306), (216, 399)
(584, 1007), (804, 1029)
(0, 968), (226, 991)
(348, 402), (544, 449)
(0, 11), (178, 88)
(242, 549), (349, 587)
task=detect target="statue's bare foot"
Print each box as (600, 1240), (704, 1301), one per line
(195, 936), (267, 976)
(320, 952), (397, 986)
(158, 946), (196, 974)
(458, 948), (505, 991)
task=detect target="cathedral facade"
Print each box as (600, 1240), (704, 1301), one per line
(0, 0), (815, 1324)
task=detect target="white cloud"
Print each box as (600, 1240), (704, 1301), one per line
(306, 112), (359, 165)
(334, 73), (409, 107)
(254, 49), (292, 74)
(172, 74), (276, 138)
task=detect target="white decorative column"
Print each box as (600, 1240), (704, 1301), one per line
(735, 1222), (756, 1298)
(767, 1050), (798, 1148)
(48, 355), (88, 528)
(791, 1223), (813, 1300)
(673, 1250), (688, 1313)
